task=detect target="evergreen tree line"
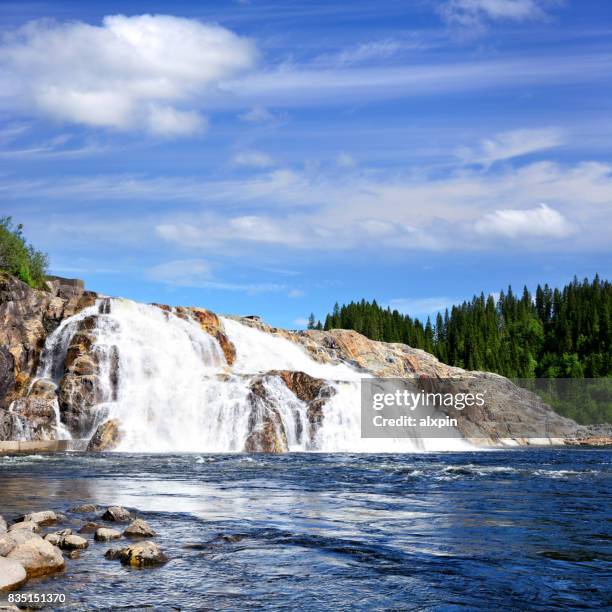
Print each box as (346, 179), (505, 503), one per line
(312, 276), (611, 379)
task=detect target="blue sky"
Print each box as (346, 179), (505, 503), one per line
(0, 0), (610, 328)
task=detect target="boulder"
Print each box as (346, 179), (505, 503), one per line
(0, 529), (39, 555)
(117, 541), (168, 567)
(43, 533), (61, 546)
(104, 548), (121, 560)
(59, 535), (88, 550)
(78, 522), (101, 534)
(87, 419), (121, 451)
(102, 506), (131, 522)
(20, 510), (58, 525)
(95, 528), (121, 542)
(9, 521), (40, 533)
(0, 557), (27, 592)
(66, 550), (80, 559)
(7, 536), (65, 578)
(123, 519), (156, 538)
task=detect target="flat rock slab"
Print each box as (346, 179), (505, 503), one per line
(95, 528), (121, 542)
(0, 557), (27, 592)
(7, 537), (65, 578)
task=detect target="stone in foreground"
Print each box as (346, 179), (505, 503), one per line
(0, 558), (27, 592)
(59, 535), (88, 550)
(95, 528), (121, 542)
(102, 506), (131, 522)
(118, 541), (168, 567)
(123, 519), (156, 538)
(7, 536), (65, 578)
(0, 530), (39, 556)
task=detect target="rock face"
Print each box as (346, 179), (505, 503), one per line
(0, 273), (96, 439)
(244, 377), (289, 453)
(87, 418), (122, 451)
(7, 536), (65, 578)
(0, 557), (27, 592)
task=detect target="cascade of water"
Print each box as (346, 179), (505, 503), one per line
(31, 298), (470, 452)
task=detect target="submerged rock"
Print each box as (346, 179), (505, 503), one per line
(7, 536), (65, 578)
(95, 527), (121, 542)
(102, 506), (131, 522)
(123, 519), (156, 538)
(87, 418), (121, 452)
(117, 541), (168, 567)
(0, 557), (27, 592)
(71, 504), (98, 513)
(78, 522), (101, 534)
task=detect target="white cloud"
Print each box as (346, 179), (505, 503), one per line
(288, 289), (304, 298)
(440, 0), (552, 26)
(233, 150), (274, 167)
(0, 15), (257, 136)
(293, 317), (310, 327)
(238, 106), (276, 122)
(458, 128), (564, 166)
(319, 38), (420, 66)
(474, 203), (574, 238)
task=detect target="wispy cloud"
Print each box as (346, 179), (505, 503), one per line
(233, 150), (275, 167)
(439, 0), (555, 27)
(388, 297), (456, 318)
(457, 127), (564, 166)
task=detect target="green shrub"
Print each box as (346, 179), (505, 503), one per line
(0, 217), (49, 289)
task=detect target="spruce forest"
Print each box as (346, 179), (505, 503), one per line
(313, 276), (611, 424)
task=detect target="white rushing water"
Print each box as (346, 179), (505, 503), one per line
(33, 298), (470, 452)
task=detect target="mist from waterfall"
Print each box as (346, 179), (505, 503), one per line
(34, 298), (471, 452)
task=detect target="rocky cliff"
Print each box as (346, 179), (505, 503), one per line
(0, 273), (606, 452)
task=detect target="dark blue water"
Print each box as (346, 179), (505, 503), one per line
(0, 449), (610, 610)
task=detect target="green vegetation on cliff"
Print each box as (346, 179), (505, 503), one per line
(0, 217), (48, 289)
(318, 277), (611, 422)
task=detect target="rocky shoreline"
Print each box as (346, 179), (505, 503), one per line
(0, 503), (168, 602)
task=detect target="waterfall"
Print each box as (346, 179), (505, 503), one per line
(32, 298), (470, 452)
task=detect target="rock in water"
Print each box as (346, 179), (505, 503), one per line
(123, 519), (156, 538)
(20, 510), (58, 525)
(0, 530), (40, 555)
(78, 522), (101, 534)
(95, 528), (121, 541)
(87, 419), (122, 451)
(117, 541), (168, 567)
(7, 536), (65, 578)
(59, 535), (88, 550)
(102, 506), (131, 522)
(0, 558), (27, 592)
